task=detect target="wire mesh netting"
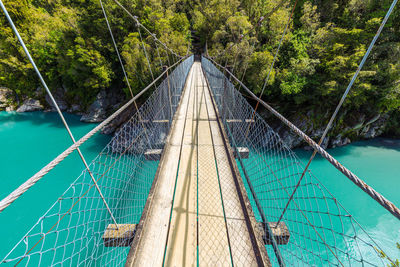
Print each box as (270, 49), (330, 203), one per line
(1, 56), (193, 266)
(201, 56), (392, 266)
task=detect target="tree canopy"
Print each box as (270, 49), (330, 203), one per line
(0, 0), (399, 135)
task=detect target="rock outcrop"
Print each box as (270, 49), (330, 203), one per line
(0, 87), (16, 111)
(80, 90), (108, 122)
(16, 98), (44, 112)
(67, 104), (82, 114)
(80, 88), (126, 123)
(45, 87), (68, 111)
(272, 111), (391, 150)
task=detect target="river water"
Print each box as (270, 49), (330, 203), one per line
(0, 111), (110, 259)
(0, 111), (399, 264)
(295, 138), (400, 262)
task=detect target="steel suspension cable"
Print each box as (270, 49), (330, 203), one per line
(99, 0), (151, 147)
(137, 24), (156, 86)
(276, 0), (399, 226)
(213, 0), (290, 62)
(111, 0), (182, 59)
(0, 0), (120, 229)
(244, 0), (298, 138)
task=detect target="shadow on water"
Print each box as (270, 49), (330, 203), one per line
(0, 111), (97, 133)
(82, 132), (112, 154)
(350, 137), (400, 151)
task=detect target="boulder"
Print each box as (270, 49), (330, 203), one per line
(16, 98), (44, 112)
(360, 114), (388, 139)
(45, 87), (68, 111)
(68, 104), (82, 114)
(331, 135), (351, 148)
(80, 90), (108, 122)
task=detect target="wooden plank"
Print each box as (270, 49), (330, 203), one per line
(234, 147), (250, 159)
(153, 119), (169, 123)
(144, 149), (162, 161)
(226, 119), (242, 123)
(226, 119), (255, 123)
(258, 222), (290, 245)
(103, 224), (136, 247)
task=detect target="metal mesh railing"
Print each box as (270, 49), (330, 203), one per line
(1, 56), (193, 266)
(202, 56), (392, 266)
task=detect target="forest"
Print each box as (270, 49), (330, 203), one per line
(1, 0), (400, 146)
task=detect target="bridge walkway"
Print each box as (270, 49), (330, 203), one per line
(126, 62), (270, 266)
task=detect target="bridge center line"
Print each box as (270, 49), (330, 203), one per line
(162, 63), (196, 266)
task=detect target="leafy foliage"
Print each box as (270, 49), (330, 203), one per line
(1, 0), (400, 136)
(197, 0), (400, 135)
(0, 0), (190, 107)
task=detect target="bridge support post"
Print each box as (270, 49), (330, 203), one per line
(165, 67), (173, 121)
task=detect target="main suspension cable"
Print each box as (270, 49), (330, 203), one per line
(0, 0), (119, 229)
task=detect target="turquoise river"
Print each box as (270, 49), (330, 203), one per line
(0, 111), (399, 263)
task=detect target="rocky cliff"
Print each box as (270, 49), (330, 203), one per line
(0, 86), (396, 149)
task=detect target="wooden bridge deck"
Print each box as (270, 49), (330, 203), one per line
(125, 62), (270, 266)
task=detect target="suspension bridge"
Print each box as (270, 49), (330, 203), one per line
(1, 0), (400, 266)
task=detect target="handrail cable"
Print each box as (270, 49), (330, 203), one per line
(207, 56), (400, 221)
(0, 56), (187, 213)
